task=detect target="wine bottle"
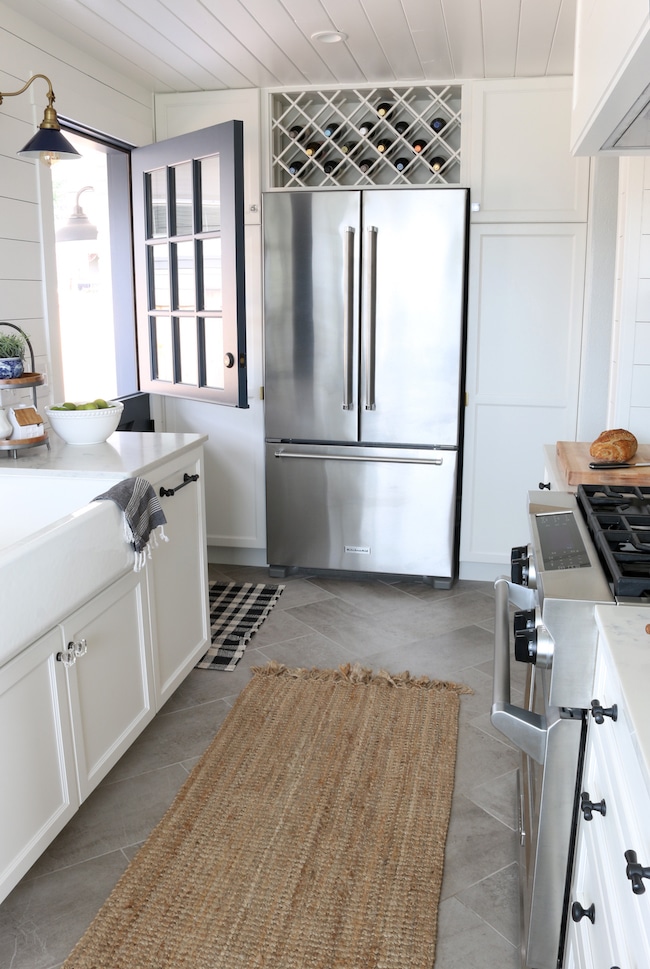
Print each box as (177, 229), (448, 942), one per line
(376, 137), (392, 153)
(430, 156), (446, 173)
(288, 125), (304, 139)
(288, 159), (304, 176)
(394, 121), (409, 136)
(412, 139), (427, 153)
(305, 142), (323, 157)
(323, 122), (340, 138)
(430, 117), (447, 134)
(322, 158), (341, 174)
(376, 101), (392, 118)
(358, 158), (374, 173)
(358, 120), (374, 137)
(394, 157), (410, 172)
(341, 141), (358, 155)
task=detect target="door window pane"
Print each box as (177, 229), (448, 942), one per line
(151, 245), (170, 311)
(201, 238), (222, 311)
(179, 317), (198, 384)
(173, 162), (193, 236)
(175, 241), (195, 311)
(153, 316), (173, 381)
(205, 318), (225, 389)
(148, 169), (167, 238)
(200, 156), (221, 231)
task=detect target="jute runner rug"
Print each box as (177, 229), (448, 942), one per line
(62, 662), (471, 969)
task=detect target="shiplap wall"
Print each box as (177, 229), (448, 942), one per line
(0, 0), (153, 403)
(609, 157), (650, 438)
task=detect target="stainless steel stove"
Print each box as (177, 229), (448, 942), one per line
(491, 486), (650, 969)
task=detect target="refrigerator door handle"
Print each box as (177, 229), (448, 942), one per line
(274, 449), (444, 466)
(343, 226), (355, 410)
(363, 226), (378, 411)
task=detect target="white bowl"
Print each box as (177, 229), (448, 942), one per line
(44, 401), (124, 445)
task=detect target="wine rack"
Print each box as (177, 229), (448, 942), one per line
(269, 84), (462, 189)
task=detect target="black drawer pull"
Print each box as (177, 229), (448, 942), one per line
(590, 699), (617, 724)
(159, 473), (199, 498)
(625, 849), (650, 894)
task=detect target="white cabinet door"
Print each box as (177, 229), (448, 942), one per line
(469, 78), (590, 223)
(0, 628), (77, 903)
(148, 450), (210, 705)
(459, 222), (587, 578)
(63, 570), (155, 802)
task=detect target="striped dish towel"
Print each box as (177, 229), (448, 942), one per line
(93, 476), (168, 571)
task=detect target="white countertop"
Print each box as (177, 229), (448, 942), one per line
(595, 603), (650, 778)
(0, 431), (207, 479)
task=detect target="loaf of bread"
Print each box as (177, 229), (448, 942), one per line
(589, 428), (638, 462)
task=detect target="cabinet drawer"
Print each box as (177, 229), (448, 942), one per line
(570, 810), (623, 968)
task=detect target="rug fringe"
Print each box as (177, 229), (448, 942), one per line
(251, 660), (473, 695)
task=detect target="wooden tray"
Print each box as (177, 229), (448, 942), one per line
(556, 442), (650, 486)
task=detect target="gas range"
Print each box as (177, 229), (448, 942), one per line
(576, 483), (650, 599)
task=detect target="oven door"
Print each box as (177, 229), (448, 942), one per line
(492, 578), (585, 969)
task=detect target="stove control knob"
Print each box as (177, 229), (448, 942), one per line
(511, 546), (530, 586)
(514, 609), (537, 664)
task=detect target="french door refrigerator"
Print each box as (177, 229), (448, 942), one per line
(263, 188), (469, 587)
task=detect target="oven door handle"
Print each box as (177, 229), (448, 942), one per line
(491, 576), (547, 765)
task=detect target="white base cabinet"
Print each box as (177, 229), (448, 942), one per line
(565, 609), (650, 968)
(63, 570), (155, 802)
(0, 439), (209, 904)
(0, 629), (78, 898)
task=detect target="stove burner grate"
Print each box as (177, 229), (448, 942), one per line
(577, 484), (650, 597)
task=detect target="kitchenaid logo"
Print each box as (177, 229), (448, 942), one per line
(345, 545), (371, 555)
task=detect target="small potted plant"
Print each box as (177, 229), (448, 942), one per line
(0, 326), (28, 379)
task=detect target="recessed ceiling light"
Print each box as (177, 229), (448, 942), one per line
(311, 30), (348, 44)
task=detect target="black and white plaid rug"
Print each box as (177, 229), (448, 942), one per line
(196, 581), (285, 671)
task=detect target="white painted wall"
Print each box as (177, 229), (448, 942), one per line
(609, 156), (650, 438)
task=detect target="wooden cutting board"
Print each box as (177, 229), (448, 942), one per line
(556, 442), (650, 486)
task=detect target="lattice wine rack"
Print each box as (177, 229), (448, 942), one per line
(269, 85), (462, 189)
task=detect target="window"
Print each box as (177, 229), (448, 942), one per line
(52, 120), (248, 410)
(52, 128), (137, 402)
(131, 121), (248, 407)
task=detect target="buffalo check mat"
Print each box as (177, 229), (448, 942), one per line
(196, 581), (285, 671)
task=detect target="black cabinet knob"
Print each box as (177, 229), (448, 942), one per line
(571, 900), (595, 923)
(580, 792), (606, 821)
(590, 699), (618, 724)
(625, 849), (650, 894)
(538, 481), (551, 490)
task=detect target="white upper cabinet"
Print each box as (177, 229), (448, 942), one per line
(571, 0), (650, 154)
(470, 78), (590, 222)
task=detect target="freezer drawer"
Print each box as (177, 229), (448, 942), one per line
(265, 444), (459, 583)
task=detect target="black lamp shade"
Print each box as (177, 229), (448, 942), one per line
(18, 127), (81, 160)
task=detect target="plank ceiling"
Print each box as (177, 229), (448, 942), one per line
(1, 0), (577, 94)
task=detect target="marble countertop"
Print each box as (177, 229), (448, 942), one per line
(0, 431), (207, 479)
(595, 603), (650, 779)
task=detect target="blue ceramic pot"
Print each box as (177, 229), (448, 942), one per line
(0, 357), (24, 379)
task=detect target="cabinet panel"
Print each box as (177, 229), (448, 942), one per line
(64, 570), (155, 801)
(470, 78), (589, 222)
(148, 453), (210, 704)
(0, 628), (77, 902)
(459, 223), (586, 576)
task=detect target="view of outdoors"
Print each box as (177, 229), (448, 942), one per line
(51, 133), (118, 402)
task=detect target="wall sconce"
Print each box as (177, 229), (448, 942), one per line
(0, 73), (80, 166)
(56, 186), (97, 242)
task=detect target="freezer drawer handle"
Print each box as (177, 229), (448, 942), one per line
(491, 576), (546, 764)
(343, 226), (355, 411)
(274, 449), (443, 466)
(363, 226), (378, 411)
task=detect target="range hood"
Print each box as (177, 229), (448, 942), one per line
(604, 81), (650, 150)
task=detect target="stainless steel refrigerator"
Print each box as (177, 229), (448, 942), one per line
(263, 188), (469, 587)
